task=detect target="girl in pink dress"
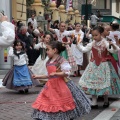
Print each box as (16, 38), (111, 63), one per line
(31, 41), (91, 120)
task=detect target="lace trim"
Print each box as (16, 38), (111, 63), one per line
(32, 102), (75, 112)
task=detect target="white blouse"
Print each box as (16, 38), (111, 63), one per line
(50, 59), (71, 75)
(8, 47), (28, 66)
(76, 38), (119, 53)
(53, 29), (70, 42)
(0, 21), (15, 49)
(108, 31), (120, 43)
(34, 42), (46, 50)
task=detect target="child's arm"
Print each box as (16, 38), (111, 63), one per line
(24, 53), (29, 65)
(106, 40), (120, 53)
(32, 74), (49, 79)
(49, 61), (71, 77)
(114, 35), (120, 46)
(34, 42), (42, 50)
(76, 41), (93, 53)
(8, 46), (14, 57)
(50, 71), (68, 77)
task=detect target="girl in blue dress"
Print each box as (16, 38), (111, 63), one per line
(3, 40), (38, 93)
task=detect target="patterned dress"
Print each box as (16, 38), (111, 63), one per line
(78, 39), (120, 95)
(32, 56), (91, 120)
(53, 29), (78, 72)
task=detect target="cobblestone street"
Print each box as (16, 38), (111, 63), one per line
(0, 77), (119, 120)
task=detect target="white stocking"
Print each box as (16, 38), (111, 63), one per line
(92, 95), (97, 105)
(104, 95), (108, 103)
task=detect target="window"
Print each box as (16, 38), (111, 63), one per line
(116, 0), (120, 13)
(92, 0), (110, 9)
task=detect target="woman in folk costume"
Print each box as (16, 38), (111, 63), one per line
(77, 26), (120, 109)
(48, 21), (78, 73)
(32, 41), (91, 120)
(70, 23), (84, 76)
(3, 40), (38, 93)
(31, 33), (52, 76)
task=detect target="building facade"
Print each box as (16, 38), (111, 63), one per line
(12, 0), (27, 25)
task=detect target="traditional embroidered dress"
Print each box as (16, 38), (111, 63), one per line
(32, 56), (91, 120)
(53, 29), (78, 72)
(31, 42), (48, 76)
(77, 39), (120, 95)
(2, 47), (38, 91)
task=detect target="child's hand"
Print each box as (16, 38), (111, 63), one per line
(108, 41), (113, 45)
(49, 72), (56, 76)
(0, 15), (8, 22)
(30, 46), (33, 49)
(114, 35), (118, 39)
(32, 75), (38, 79)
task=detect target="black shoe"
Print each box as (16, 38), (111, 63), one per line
(103, 102), (109, 108)
(91, 105), (98, 109)
(24, 89), (29, 93)
(19, 90), (25, 94)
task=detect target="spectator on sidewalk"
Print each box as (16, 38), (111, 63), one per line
(27, 14), (38, 29)
(90, 13), (99, 28)
(18, 26), (37, 65)
(27, 22), (34, 35)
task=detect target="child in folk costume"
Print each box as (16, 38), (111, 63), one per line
(102, 24), (119, 74)
(77, 26), (120, 109)
(70, 23), (84, 76)
(48, 21), (78, 73)
(32, 41), (91, 120)
(108, 21), (120, 62)
(31, 33), (52, 76)
(2, 40), (38, 93)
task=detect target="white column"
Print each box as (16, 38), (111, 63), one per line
(0, 0), (11, 21)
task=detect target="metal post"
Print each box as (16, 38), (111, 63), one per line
(85, 0), (88, 25)
(9, 0), (12, 22)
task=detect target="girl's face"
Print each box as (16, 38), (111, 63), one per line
(46, 45), (57, 58)
(104, 27), (110, 36)
(59, 23), (66, 32)
(44, 35), (51, 43)
(92, 30), (102, 42)
(75, 24), (81, 31)
(15, 42), (22, 51)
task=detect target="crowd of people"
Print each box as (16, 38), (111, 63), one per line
(1, 13), (120, 120)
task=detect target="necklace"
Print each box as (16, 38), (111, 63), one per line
(95, 40), (102, 46)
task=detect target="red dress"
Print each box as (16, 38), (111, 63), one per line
(90, 47), (118, 73)
(32, 60), (75, 113)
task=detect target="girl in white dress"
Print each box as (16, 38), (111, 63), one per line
(31, 34), (52, 76)
(70, 23), (84, 76)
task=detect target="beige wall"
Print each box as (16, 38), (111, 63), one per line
(12, 0), (27, 25)
(112, 0), (120, 18)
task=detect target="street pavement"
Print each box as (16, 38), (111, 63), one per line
(0, 76), (120, 120)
